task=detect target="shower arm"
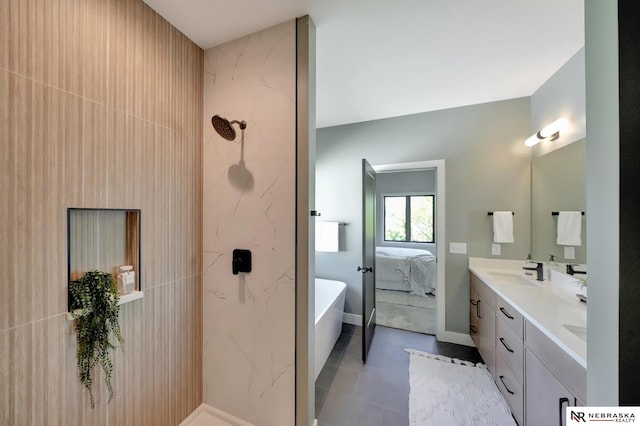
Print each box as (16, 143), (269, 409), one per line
(230, 120), (247, 130)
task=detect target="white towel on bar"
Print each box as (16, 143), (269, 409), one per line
(557, 211), (582, 246)
(493, 211), (514, 243)
(316, 222), (340, 252)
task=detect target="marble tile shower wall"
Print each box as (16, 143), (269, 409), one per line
(0, 0), (203, 424)
(202, 20), (297, 426)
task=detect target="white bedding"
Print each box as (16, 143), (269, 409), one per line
(376, 247), (436, 295)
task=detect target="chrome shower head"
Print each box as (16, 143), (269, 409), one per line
(211, 115), (247, 141)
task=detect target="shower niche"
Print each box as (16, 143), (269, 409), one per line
(67, 208), (142, 316)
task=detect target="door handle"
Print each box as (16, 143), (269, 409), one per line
(357, 266), (373, 273)
(559, 397), (570, 426)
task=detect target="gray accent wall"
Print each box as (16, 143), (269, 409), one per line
(316, 98), (532, 334)
(531, 139), (586, 264)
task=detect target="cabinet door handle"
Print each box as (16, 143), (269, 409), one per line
(559, 397), (570, 426)
(499, 307), (514, 320)
(477, 299), (482, 318)
(470, 299), (477, 306)
(499, 337), (515, 353)
(499, 375), (515, 395)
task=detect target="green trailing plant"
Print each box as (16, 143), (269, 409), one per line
(69, 270), (124, 408)
(574, 276), (587, 288)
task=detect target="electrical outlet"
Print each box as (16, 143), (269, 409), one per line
(449, 242), (467, 254)
(492, 244), (501, 256)
(564, 246), (576, 260)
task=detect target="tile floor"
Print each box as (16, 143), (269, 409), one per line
(315, 325), (483, 426)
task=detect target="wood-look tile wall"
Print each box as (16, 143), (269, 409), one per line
(0, 0), (204, 424)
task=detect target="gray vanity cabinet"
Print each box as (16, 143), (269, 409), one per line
(524, 321), (586, 426)
(469, 266), (586, 426)
(470, 273), (496, 377)
(525, 349), (581, 426)
(495, 296), (525, 425)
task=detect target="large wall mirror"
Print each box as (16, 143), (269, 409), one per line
(531, 139), (586, 265)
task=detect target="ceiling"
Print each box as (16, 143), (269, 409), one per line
(142, 0), (585, 129)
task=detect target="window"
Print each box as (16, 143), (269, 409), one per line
(384, 195), (435, 243)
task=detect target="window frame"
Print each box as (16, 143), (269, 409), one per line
(382, 193), (436, 243)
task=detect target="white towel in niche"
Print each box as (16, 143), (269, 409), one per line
(557, 211), (582, 246)
(493, 211), (514, 243)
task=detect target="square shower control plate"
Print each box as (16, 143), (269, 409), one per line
(232, 249), (252, 275)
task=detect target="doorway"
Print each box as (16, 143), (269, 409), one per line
(372, 160), (446, 341)
(373, 168), (438, 336)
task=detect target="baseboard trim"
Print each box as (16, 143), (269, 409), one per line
(437, 331), (475, 347)
(343, 314), (473, 347)
(342, 312), (362, 326)
(180, 403), (254, 426)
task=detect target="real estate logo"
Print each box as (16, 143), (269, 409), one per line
(567, 407), (639, 423)
(570, 410), (586, 422)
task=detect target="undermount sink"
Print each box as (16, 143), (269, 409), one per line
(563, 324), (587, 342)
(488, 271), (542, 287)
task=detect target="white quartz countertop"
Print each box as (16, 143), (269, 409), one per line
(469, 257), (587, 369)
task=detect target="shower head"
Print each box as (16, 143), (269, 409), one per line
(211, 115), (247, 141)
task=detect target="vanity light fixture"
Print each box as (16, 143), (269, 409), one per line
(524, 117), (569, 147)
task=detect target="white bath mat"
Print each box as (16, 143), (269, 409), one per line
(405, 349), (516, 426)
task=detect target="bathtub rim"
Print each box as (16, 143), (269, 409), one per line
(314, 278), (347, 325)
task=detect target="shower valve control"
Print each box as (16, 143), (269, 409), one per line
(232, 249), (252, 275)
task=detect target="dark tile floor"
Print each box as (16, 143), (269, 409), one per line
(315, 324), (483, 426)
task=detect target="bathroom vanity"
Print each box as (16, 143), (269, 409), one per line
(469, 257), (586, 426)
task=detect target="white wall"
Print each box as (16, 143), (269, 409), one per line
(585, 0), (619, 405)
(316, 98), (532, 333)
(202, 21), (297, 425)
(531, 47), (586, 157)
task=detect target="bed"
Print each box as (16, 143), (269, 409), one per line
(375, 246), (436, 295)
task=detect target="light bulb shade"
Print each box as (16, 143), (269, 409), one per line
(524, 134), (541, 147)
(524, 117), (570, 147)
(538, 118), (569, 139)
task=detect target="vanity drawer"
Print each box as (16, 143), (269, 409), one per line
(496, 296), (523, 339)
(496, 317), (524, 383)
(471, 273), (496, 309)
(496, 353), (524, 425)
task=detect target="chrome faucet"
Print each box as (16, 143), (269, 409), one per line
(523, 260), (544, 281)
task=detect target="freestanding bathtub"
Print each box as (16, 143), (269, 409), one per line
(315, 278), (347, 380)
